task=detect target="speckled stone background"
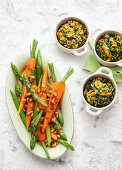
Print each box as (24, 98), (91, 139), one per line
(0, 0), (122, 170)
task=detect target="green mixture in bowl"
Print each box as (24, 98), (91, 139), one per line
(96, 33), (122, 62)
(83, 77), (115, 107)
(57, 19), (88, 49)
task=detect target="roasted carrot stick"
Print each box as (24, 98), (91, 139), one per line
(42, 67), (74, 132)
(32, 84), (40, 94)
(38, 63), (48, 110)
(26, 101), (34, 129)
(37, 119), (46, 141)
(25, 39), (38, 83)
(25, 58), (36, 83)
(18, 85), (28, 114)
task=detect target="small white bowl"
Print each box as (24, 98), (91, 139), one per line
(92, 29), (122, 67)
(82, 67), (118, 116)
(55, 16), (90, 56)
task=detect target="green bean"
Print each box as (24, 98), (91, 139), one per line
(58, 139), (74, 151)
(31, 110), (43, 126)
(30, 68), (36, 85)
(30, 39), (38, 58)
(33, 100), (38, 119)
(53, 115), (67, 140)
(41, 141), (50, 159)
(57, 109), (64, 126)
(30, 110), (43, 150)
(46, 125), (51, 146)
(23, 73), (47, 106)
(10, 90), (31, 132)
(15, 84), (23, 97)
(36, 50), (42, 85)
(59, 130), (67, 141)
(48, 63), (56, 82)
(11, 63), (23, 84)
(30, 132), (37, 150)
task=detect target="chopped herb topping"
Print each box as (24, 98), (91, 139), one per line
(83, 77), (115, 107)
(96, 33), (122, 62)
(57, 19), (88, 49)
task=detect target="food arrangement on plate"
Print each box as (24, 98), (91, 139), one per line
(9, 39), (74, 158)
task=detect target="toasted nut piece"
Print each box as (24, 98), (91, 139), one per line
(47, 94), (51, 97)
(37, 107), (40, 112)
(38, 89), (40, 94)
(53, 91), (57, 96)
(52, 117), (55, 123)
(42, 83), (44, 87)
(30, 104), (34, 108)
(60, 125), (62, 129)
(41, 117), (44, 121)
(45, 142), (48, 147)
(30, 76), (35, 79)
(27, 93), (31, 97)
(48, 90), (52, 94)
(22, 99), (26, 102)
(57, 134), (60, 138)
(27, 98), (29, 103)
(55, 111), (58, 117)
(51, 99), (55, 104)
(51, 129), (54, 132)
(27, 111), (33, 115)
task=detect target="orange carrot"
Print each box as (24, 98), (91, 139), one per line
(25, 39), (38, 83)
(50, 82), (56, 91)
(26, 101), (34, 129)
(32, 84), (40, 94)
(103, 44), (112, 58)
(18, 85), (28, 114)
(25, 58), (36, 83)
(42, 67), (74, 132)
(100, 92), (112, 96)
(38, 63), (48, 110)
(110, 37), (117, 47)
(42, 82), (65, 132)
(37, 120), (46, 141)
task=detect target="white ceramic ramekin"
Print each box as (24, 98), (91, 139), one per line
(55, 15), (90, 56)
(82, 67), (118, 116)
(92, 29), (122, 67)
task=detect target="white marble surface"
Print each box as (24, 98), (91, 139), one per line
(0, 0), (122, 169)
